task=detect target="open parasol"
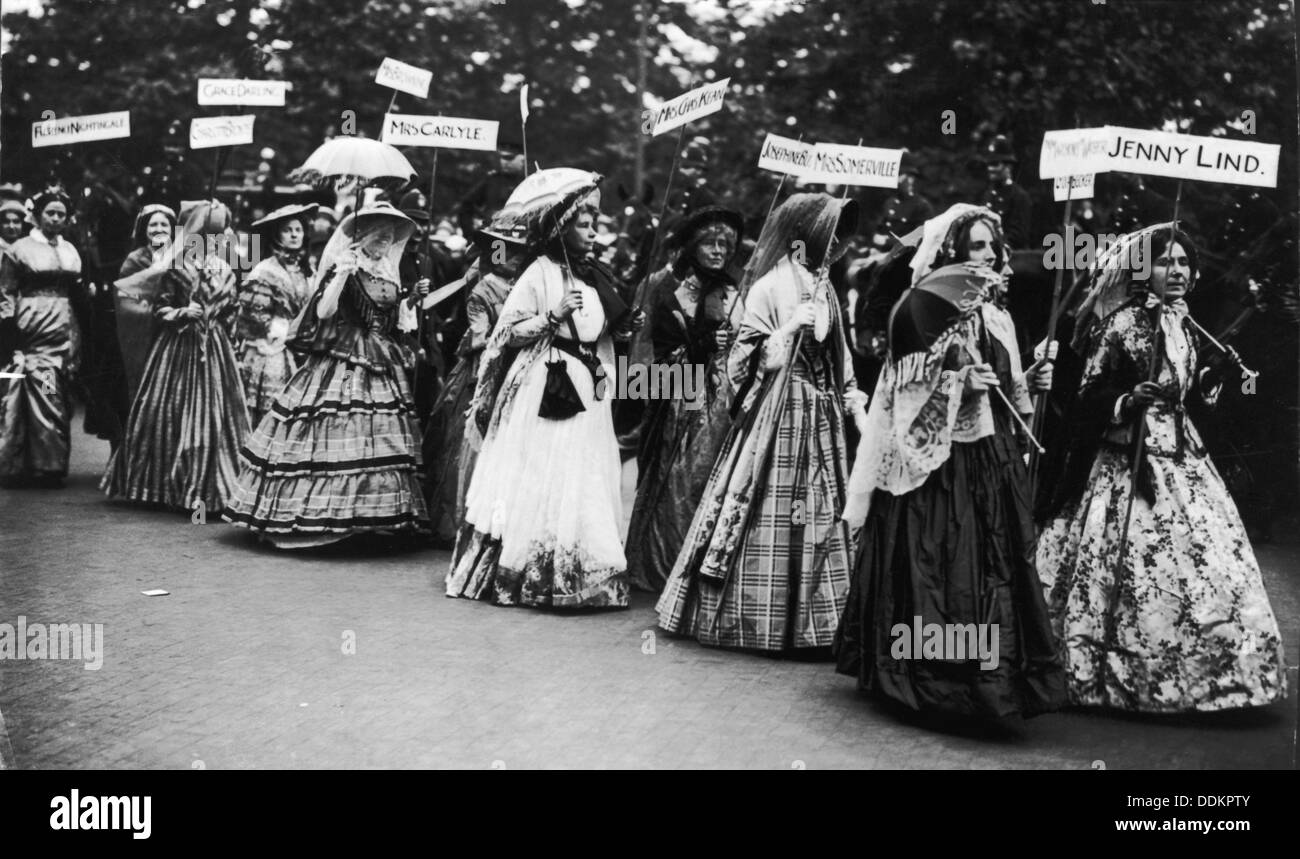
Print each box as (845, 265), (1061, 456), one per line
(288, 136), (417, 190)
(888, 262), (996, 357)
(491, 167), (601, 245)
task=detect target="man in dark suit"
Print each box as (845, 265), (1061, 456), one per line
(978, 135), (1033, 249)
(455, 140), (525, 237)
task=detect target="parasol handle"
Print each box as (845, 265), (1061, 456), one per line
(1186, 315), (1257, 377)
(962, 341), (1045, 454)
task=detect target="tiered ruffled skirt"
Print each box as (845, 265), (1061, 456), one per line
(223, 342), (429, 547)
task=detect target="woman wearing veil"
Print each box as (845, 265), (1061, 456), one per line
(234, 203), (316, 427)
(102, 200), (249, 510)
(1036, 225), (1286, 712)
(423, 210), (531, 544)
(655, 192), (868, 652)
(223, 201), (430, 548)
(834, 204), (1065, 721)
(624, 206), (746, 593)
(447, 173), (644, 608)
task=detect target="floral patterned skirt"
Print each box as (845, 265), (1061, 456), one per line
(1037, 444), (1288, 712)
(446, 348), (628, 608)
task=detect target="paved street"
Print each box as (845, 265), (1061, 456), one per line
(1, 417), (1296, 769)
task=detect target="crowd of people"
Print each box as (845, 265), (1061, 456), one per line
(0, 131), (1290, 726)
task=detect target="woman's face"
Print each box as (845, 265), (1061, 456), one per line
(277, 219), (305, 251)
(564, 211), (596, 256)
(0, 211), (24, 243)
(39, 201), (67, 238)
(692, 226), (733, 272)
(1149, 241), (1192, 299)
(963, 221), (999, 268)
(146, 213), (172, 249)
(361, 225), (395, 259)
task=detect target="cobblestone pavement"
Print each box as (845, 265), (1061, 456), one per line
(1, 420), (1296, 769)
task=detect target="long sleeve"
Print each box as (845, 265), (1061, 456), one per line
(154, 269), (190, 325)
(498, 259), (555, 347)
(459, 290), (495, 355)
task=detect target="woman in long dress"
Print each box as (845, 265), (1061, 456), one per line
(223, 201), (430, 548)
(0, 189), (84, 488)
(1036, 225), (1287, 712)
(102, 200), (249, 511)
(625, 206), (745, 592)
(103, 203), (177, 448)
(656, 192), (868, 652)
(423, 214), (529, 543)
(834, 204), (1066, 720)
(235, 204), (316, 426)
(447, 180), (644, 608)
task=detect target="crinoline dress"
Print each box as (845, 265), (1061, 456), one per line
(222, 265), (429, 546)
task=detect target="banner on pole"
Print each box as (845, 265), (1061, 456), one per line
(645, 78), (729, 137)
(381, 113), (499, 151)
(31, 111), (130, 148)
(801, 143), (903, 188)
(197, 79), (287, 107)
(375, 57), (432, 99)
(1052, 174), (1095, 202)
(757, 133), (813, 176)
(1039, 127), (1112, 179)
(189, 115), (256, 149)
(1041, 125), (1280, 188)
(1103, 125), (1279, 188)
(520, 84), (530, 122)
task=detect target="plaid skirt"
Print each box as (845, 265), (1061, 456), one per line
(222, 339), (429, 541)
(656, 358), (853, 651)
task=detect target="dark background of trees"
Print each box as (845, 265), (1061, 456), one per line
(2, 0), (1296, 230)
(2, 0), (1298, 520)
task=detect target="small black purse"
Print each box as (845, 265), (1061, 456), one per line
(538, 317), (586, 420)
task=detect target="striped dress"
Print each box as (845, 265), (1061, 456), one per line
(222, 267), (429, 546)
(101, 255), (250, 510)
(234, 253), (313, 427)
(656, 257), (859, 650)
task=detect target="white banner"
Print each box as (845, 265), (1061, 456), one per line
(375, 57), (432, 99)
(757, 133), (813, 176)
(1039, 127), (1112, 179)
(1052, 173), (1095, 202)
(1104, 126), (1279, 188)
(381, 114), (499, 151)
(801, 143), (902, 188)
(189, 115), (255, 149)
(197, 78), (287, 106)
(646, 78), (729, 137)
(31, 111), (130, 148)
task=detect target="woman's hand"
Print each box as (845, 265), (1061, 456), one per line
(623, 308), (646, 333)
(785, 302), (816, 333)
(963, 362), (1000, 392)
(179, 302), (203, 321)
(411, 278), (431, 303)
(713, 326), (733, 351)
(1025, 357), (1053, 393)
(0, 294), (15, 320)
(552, 290), (583, 321)
(1127, 380), (1164, 409)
